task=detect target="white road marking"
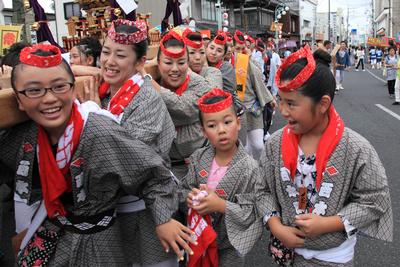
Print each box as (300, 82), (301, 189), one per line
(367, 69), (387, 83)
(375, 104), (400, 121)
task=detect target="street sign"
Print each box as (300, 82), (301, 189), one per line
(270, 22), (283, 31)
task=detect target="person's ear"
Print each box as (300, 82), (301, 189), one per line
(319, 95), (332, 114)
(86, 55), (94, 66)
(15, 94), (26, 112)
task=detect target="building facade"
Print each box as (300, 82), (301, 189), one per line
(374, 0), (400, 40)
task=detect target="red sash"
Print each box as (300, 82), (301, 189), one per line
(281, 106), (344, 191)
(37, 103), (84, 217)
(175, 75), (190, 96)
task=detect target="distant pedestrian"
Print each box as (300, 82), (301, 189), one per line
(376, 47), (383, 69)
(335, 41), (350, 91)
(355, 45), (365, 71)
(369, 46), (377, 69)
(384, 47), (398, 99)
(393, 50), (400, 105)
(323, 40), (332, 52)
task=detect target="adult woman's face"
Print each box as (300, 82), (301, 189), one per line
(188, 46), (206, 74)
(100, 37), (138, 89)
(158, 46), (189, 90)
(206, 41), (225, 65)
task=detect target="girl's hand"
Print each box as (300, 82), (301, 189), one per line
(79, 75), (101, 106)
(155, 219), (197, 261)
(269, 217), (305, 248)
(187, 187), (201, 209)
(192, 186), (226, 215)
(295, 214), (344, 238)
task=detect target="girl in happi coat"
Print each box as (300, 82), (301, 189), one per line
(182, 88), (270, 267)
(259, 47), (393, 266)
(81, 20), (192, 266)
(232, 30), (275, 160)
(0, 44), (191, 266)
(182, 29), (223, 89)
(206, 32), (238, 102)
(69, 36), (102, 67)
(144, 31), (212, 179)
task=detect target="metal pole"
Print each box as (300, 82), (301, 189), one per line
(217, 0), (221, 30)
(328, 0), (331, 42)
(389, 0), (392, 37)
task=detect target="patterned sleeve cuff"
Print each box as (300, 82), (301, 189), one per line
(263, 211), (280, 225)
(338, 213), (357, 238)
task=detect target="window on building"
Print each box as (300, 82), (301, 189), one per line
(64, 2), (81, 20)
(201, 0), (217, 21)
(4, 16), (12, 25)
(303, 20), (310, 28)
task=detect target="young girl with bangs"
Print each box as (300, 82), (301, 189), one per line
(259, 46), (392, 266)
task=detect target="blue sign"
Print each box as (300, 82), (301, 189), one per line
(351, 29), (357, 34)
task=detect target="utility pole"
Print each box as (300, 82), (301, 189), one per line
(328, 0), (331, 42)
(389, 0), (392, 37)
(346, 6), (349, 42)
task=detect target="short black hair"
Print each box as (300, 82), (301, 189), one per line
(75, 37), (102, 67)
(198, 95), (239, 126)
(323, 40), (331, 47)
(11, 49), (75, 91)
(186, 31), (203, 43)
(280, 49), (335, 104)
(114, 24), (148, 59)
(233, 34), (245, 46)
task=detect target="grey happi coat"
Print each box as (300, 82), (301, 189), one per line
(181, 144), (271, 267)
(101, 77), (177, 265)
(200, 66), (223, 89)
(0, 113), (176, 266)
(160, 72), (212, 179)
(259, 128), (393, 258)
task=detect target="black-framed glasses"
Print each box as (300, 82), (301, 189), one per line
(17, 83), (74, 99)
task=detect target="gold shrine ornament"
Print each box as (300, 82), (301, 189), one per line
(31, 22), (40, 31)
(24, 0), (30, 9)
(113, 8), (122, 17)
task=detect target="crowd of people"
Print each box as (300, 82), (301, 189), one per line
(0, 18), (394, 267)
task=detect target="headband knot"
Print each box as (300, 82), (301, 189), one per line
(108, 19), (147, 45)
(275, 44), (316, 92)
(20, 44), (62, 68)
(198, 88), (233, 113)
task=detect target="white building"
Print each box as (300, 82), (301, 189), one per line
(287, 0), (317, 43)
(316, 11), (342, 43)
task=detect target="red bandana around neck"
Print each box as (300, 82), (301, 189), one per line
(281, 106), (344, 191)
(37, 103), (84, 218)
(98, 74), (144, 116)
(174, 75), (190, 96)
(215, 60), (223, 69)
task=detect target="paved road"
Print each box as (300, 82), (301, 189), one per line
(1, 67), (399, 266)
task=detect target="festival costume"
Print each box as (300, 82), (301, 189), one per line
(199, 66), (223, 89)
(100, 20), (178, 266)
(259, 46), (392, 266)
(158, 31), (213, 179)
(182, 143), (266, 266)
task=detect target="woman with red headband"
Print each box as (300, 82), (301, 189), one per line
(232, 30), (275, 160)
(183, 29), (223, 89)
(0, 44), (187, 266)
(259, 47), (392, 266)
(81, 19), (194, 267)
(183, 88), (267, 266)
(144, 31), (212, 179)
(206, 31), (238, 105)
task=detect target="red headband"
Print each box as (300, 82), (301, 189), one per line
(234, 30), (245, 45)
(213, 31), (227, 46)
(275, 44), (316, 92)
(160, 31), (187, 58)
(20, 44), (62, 68)
(108, 19), (147, 45)
(198, 88), (233, 113)
(256, 38), (265, 51)
(182, 28), (203, 49)
(245, 35), (255, 44)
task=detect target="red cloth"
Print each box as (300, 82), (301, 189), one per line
(98, 78), (141, 115)
(215, 60), (223, 69)
(281, 106), (344, 192)
(174, 75), (190, 96)
(37, 103), (84, 217)
(187, 209), (218, 267)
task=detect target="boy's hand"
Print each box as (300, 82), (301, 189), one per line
(192, 185), (226, 215)
(295, 214), (344, 238)
(268, 217), (305, 248)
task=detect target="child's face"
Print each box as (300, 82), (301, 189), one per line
(278, 89), (325, 135)
(202, 107), (240, 152)
(14, 64), (75, 135)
